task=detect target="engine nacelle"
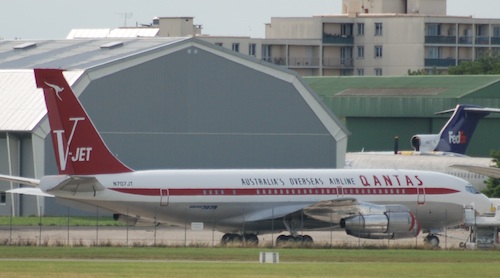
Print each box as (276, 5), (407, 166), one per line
(340, 205), (420, 240)
(410, 134), (440, 152)
(113, 214), (139, 226)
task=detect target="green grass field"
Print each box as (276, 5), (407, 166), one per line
(0, 247), (498, 277)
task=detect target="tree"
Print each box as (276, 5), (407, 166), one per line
(482, 150), (500, 197)
(449, 52), (500, 75)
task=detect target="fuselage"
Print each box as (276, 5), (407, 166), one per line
(346, 153), (492, 192)
(40, 168), (492, 234)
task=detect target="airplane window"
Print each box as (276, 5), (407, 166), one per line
(221, 190), (225, 195)
(256, 189), (260, 195)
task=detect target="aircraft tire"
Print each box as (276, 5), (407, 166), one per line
(424, 234), (440, 247)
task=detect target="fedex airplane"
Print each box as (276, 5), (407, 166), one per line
(346, 104), (500, 192)
(409, 104), (500, 155)
(0, 69), (493, 247)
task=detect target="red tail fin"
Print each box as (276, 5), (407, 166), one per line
(34, 69), (132, 175)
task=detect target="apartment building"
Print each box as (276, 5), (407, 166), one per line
(201, 0), (500, 76)
(67, 0), (500, 76)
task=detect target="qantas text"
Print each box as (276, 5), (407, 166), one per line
(241, 175), (423, 187)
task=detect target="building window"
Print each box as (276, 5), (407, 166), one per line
(375, 45), (383, 58)
(426, 24), (441, 36)
(232, 43), (240, 52)
(341, 24), (352, 36)
(215, 42), (223, 47)
(375, 23), (383, 36)
(248, 43), (256, 56)
(357, 68), (364, 76)
(0, 192), (5, 204)
(494, 26), (500, 37)
(357, 46), (364, 59)
(375, 68), (383, 76)
(357, 23), (364, 36)
(427, 47), (440, 59)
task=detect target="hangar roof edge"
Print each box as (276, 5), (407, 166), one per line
(305, 75), (500, 117)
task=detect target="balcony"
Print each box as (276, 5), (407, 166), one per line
(262, 57), (286, 66)
(288, 57), (320, 67)
(475, 36), (490, 45)
(322, 33), (354, 44)
(491, 37), (500, 45)
(425, 36), (456, 44)
(322, 58), (354, 68)
(424, 58), (456, 67)
(458, 36), (473, 44)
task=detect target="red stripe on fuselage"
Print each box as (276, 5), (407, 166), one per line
(110, 187), (459, 196)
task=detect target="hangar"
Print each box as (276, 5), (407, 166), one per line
(306, 76), (500, 157)
(0, 37), (348, 216)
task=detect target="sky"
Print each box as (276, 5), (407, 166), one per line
(1, 0), (500, 40)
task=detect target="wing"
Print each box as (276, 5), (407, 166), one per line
(0, 174), (40, 186)
(451, 164), (500, 179)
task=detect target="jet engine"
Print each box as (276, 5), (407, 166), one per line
(340, 205), (420, 240)
(410, 134), (439, 152)
(113, 214), (139, 226)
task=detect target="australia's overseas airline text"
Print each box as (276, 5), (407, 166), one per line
(241, 175), (423, 187)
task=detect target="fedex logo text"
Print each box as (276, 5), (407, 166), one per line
(53, 117), (93, 171)
(448, 131), (467, 144)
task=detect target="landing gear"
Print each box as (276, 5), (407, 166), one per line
(275, 214), (314, 245)
(276, 234), (314, 245)
(424, 234), (440, 247)
(220, 233), (259, 245)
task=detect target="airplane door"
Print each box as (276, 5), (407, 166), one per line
(160, 189), (169, 206)
(417, 187), (425, 205)
(337, 186), (344, 197)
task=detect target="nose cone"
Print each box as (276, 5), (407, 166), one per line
(473, 194), (495, 215)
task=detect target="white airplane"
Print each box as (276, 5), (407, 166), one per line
(0, 69), (493, 247)
(346, 104), (500, 192)
(345, 153), (492, 192)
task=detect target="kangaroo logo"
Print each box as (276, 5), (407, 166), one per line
(53, 117), (93, 171)
(44, 81), (64, 101)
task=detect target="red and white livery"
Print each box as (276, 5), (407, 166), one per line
(0, 69), (493, 246)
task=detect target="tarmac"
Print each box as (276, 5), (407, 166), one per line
(0, 225), (472, 249)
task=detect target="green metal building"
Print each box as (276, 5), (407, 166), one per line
(305, 75), (500, 157)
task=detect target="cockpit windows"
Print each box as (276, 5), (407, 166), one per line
(465, 186), (479, 194)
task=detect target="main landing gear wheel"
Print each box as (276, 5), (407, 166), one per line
(220, 233), (259, 246)
(424, 234), (440, 247)
(276, 234), (314, 245)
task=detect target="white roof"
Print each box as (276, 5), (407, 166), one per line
(66, 28), (159, 39)
(0, 70), (83, 131)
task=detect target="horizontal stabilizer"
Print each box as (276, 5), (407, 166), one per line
(41, 176), (105, 194)
(7, 188), (54, 197)
(0, 174), (40, 186)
